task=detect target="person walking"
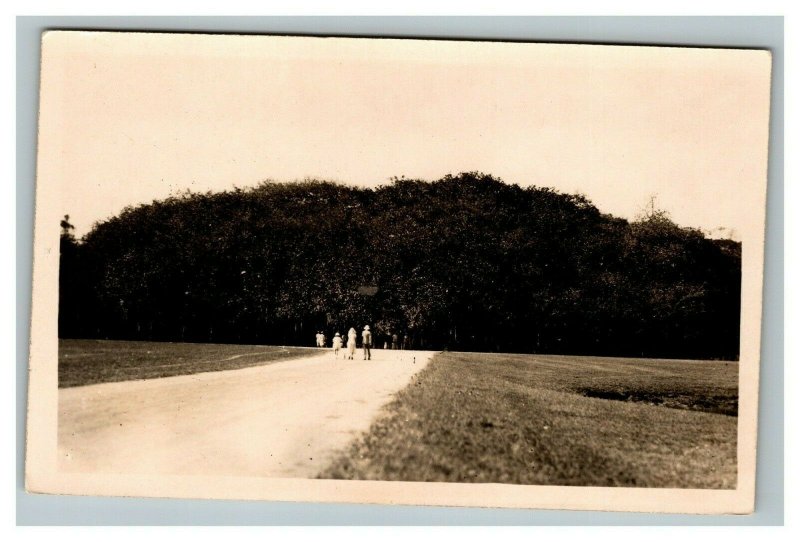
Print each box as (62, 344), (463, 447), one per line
(362, 325), (373, 360)
(347, 327), (357, 360)
(332, 332), (343, 358)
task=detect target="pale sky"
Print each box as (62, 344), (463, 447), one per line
(40, 32), (772, 239)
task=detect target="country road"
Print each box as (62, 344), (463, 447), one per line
(58, 348), (436, 478)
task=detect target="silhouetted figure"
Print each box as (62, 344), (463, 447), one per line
(362, 325), (372, 360)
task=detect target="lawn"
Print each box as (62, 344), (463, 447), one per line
(58, 339), (321, 388)
(320, 352), (738, 488)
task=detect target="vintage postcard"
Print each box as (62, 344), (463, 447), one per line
(25, 31), (772, 513)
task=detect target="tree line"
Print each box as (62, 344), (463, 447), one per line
(59, 172), (741, 359)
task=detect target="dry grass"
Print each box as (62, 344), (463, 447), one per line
(59, 339), (321, 388)
(320, 352), (738, 488)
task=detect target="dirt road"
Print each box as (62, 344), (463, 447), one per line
(58, 348), (435, 478)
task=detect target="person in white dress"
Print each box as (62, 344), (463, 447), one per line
(332, 332), (343, 358)
(347, 327), (357, 360)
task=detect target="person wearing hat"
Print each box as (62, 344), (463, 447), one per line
(362, 325), (373, 360)
(332, 332), (343, 358)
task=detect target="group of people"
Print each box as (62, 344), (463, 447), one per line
(317, 326), (374, 360)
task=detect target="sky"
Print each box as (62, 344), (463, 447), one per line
(40, 32), (772, 240)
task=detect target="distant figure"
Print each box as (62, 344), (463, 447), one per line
(320, 332), (327, 348)
(315, 331), (323, 348)
(347, 327), (357, 360)
(392, 333), (399, 350)
(403, 334), (411, 350)
(362, 325), (372, 360)
(332, 332), (343, 358)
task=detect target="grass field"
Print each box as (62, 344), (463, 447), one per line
(58, 339), (321, 388)
(320, 352), (739, 488)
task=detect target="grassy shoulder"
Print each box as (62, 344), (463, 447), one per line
(59, 339), (322, 388)
(319, 352), (738, 488)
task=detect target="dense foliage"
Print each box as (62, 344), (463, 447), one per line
(59, 173), (741, 359)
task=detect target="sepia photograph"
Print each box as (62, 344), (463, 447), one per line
(25, 30), (772, 513)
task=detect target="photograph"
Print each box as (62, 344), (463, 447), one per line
(25, 30), (772, 512)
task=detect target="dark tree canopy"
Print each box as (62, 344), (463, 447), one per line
(59, 172), (741, 359)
